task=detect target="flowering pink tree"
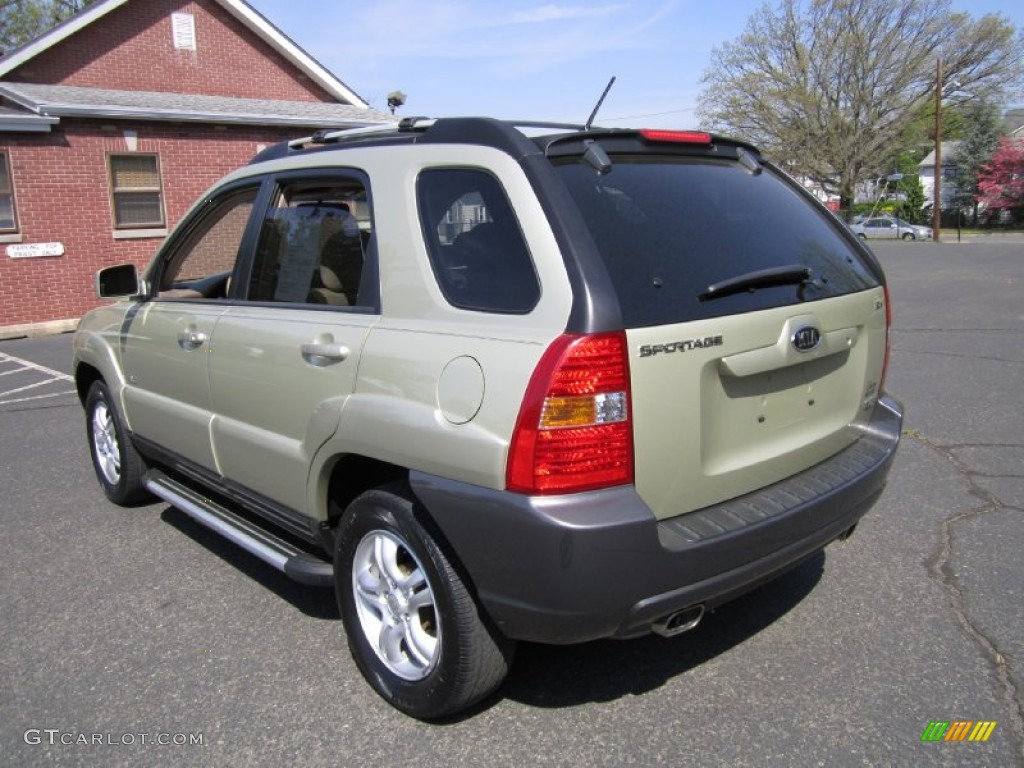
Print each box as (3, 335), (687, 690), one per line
(975, 137), (1024, 219)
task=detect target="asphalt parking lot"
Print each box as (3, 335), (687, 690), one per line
(1, 238), (1022, 767)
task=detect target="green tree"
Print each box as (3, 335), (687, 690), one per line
(0, 0), (95, 53)
(895, 175), (927, 224)
(698, 0), (1024, 212)
(950, 101), (1003, 222)
(897, 101), (968, 157)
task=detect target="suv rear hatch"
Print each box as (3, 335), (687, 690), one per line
(548, 132), (888, 520)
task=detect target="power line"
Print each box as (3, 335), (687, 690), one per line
(602, 107), (696, 122)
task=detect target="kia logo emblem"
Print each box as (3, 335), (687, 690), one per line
(792, 325), (821, 352)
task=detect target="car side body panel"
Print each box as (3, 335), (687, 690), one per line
(208, 306), (378, 512)
(302, 145), (574, 513)
(120, 300), (228, 471)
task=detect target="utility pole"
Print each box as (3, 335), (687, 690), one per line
(933, 58), (942, 242)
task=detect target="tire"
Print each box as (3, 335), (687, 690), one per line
(335, 484), (515, 719)
(85, 381), (151, 506)
(901, 232), (915, 240)
(857, 233), (867, 240)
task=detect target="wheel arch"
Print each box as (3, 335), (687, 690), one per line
(320, 454), (408, 527)
(73, 329), (129, 420)
(317, 457), (490, 619)
(74, 362), (103, 406)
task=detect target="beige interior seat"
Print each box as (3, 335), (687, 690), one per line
(309, 264), (349, 305)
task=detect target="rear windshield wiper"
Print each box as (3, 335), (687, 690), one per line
(699, 264), (814, 302)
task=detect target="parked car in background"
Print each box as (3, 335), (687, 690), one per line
(851, 216), (932, 240)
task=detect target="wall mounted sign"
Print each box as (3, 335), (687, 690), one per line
(6, 242), (65, 259)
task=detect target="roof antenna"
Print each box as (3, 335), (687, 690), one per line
(584, 76), (616, 131)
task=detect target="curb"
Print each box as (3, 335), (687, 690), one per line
(0, 318), (79, 341)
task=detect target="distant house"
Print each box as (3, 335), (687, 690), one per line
(1002, 107), (1024, 137)
(0, 0), (393, 335)
(917, 108), (1024, 216)
(918, 140), (961, 210)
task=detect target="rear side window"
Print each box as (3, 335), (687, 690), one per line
(554, 157), (878, 327)
(418, 168), (540, 313)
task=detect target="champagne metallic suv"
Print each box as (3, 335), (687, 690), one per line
(74, 117), (903, 719)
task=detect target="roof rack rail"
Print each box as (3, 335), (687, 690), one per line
(288, 117), (436, 149)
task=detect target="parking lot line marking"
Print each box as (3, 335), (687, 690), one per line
(0, 352), (73, 382)
(0, 378), (71, 398)
(0, 391), (77, 406)
(0, 353), (76, 404)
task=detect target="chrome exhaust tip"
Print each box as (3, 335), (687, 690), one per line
(652, 604), (705, 637)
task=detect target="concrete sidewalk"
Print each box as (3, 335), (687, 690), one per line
(936, 230), (1024, 243)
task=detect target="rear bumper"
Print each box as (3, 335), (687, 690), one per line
(411, 396), (903, 644)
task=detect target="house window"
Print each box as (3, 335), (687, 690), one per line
(109, 154), (165, 229)
(0, 152), (17, 232)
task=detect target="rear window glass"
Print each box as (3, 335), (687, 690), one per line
(554, 157), (878, 327)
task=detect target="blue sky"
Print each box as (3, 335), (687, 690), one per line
(247, 0), (1024, 128)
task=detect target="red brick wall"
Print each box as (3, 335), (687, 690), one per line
(0, 119), (297, 326)
(7, 0), (336, 102)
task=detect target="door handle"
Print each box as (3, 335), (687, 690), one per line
(177, 329), (207, 350)
(301, 343), (350, 365)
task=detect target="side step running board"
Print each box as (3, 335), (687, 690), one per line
(144, 471), (334, 587)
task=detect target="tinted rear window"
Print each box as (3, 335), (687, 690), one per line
(554, 157), (878, 327)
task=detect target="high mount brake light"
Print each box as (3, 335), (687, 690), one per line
(639, 129), (713, 145)
(507, 332), (634, 495)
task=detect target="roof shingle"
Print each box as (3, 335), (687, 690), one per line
(0, 81), (395, 129)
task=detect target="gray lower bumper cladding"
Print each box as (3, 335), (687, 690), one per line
(411, 396), (903, 644)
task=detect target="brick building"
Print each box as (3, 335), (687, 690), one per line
(0, 0), (393, 336)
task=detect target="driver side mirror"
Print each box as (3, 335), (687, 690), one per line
(95, 263), (145, 298)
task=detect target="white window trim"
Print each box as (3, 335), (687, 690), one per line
(0, 151), (19, 235)
(112, 228), (168, 240)
(109, 153), (166, 230)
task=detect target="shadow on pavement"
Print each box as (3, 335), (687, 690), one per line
(501, 552), (824, 709)
(160, 500), (824, 715)
(160, 505), (339, 621)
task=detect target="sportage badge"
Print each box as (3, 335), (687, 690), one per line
(791, 325), (821, 352)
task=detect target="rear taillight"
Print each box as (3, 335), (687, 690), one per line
(506, 332), (633, 494)
(880, 285), (892, 393)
